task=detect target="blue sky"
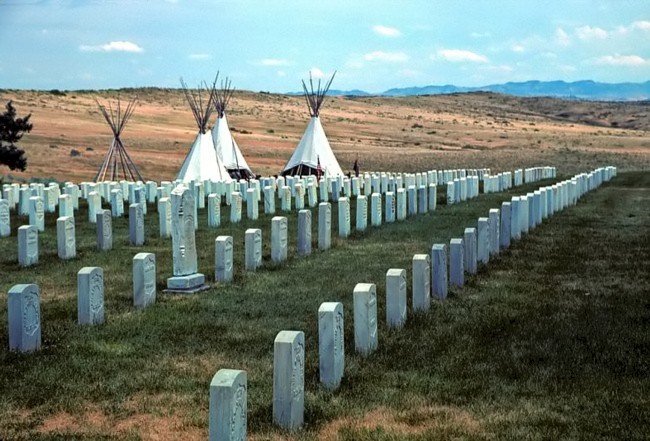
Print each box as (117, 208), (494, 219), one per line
(0, 0), (648, 93)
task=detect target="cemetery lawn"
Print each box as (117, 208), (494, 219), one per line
(0, 172), (648, 440)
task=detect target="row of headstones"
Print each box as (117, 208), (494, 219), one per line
(0, 165), (552, 238)
(205, 165), (617, 438)
(7, 251), (157, 352)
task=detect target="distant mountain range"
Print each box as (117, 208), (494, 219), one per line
(289, 80), (650, 101)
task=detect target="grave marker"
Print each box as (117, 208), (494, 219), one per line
(353, 283), (378, 356)
(386, 268), (407, 328)
(318, 302), (345, 390)
(215, 236), (234, 283)
(133, 252), (156, 309)
(77, 267), (104, 325)
(273, 330), (305, 430)
(8, 284), (41, 352)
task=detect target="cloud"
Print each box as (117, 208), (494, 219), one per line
(276, 70), (286, 77)
(399, 68), (422, 78)
(470, 32), (491, 38)
(512, 44), (525, 53)
(373, 25), (401, 37)
(364, 51), (409, 62)
(555, 28), (571, 46)
(80, 41), (143, 53)
(310, 67), (325, 78)
(485, 65), (513, 72)
(594, 54), (648, 66)
(559, 65), (577, 72)
(576, 25), (608, 40)
(189, 53), (211, 60)
(260, 58), (291, 66)
(632, 20), (650, 31)
(435, 49), (488, 63)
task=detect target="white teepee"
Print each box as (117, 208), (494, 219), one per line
(176, 75), (230, 183)
(212, 78), (254, 179)
(281, 71), (344, 177)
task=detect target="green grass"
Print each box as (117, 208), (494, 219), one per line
(0, 172), (648, 440)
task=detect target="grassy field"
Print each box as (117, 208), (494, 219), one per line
(0, 171), (648, 440)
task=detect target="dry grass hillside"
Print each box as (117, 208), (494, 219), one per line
(2, 88), (649, 182)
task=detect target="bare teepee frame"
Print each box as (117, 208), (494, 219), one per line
(302, 70), (336, 117)
(94, 96), (144, 182)
(180, 74), (219, 134)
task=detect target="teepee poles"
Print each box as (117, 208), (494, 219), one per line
(94, 96), (143, 182)
(180, 73), (219, 134)
(301, 71), (336, 117)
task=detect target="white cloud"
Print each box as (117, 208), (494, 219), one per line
(260, 58), (291, 66)
(486, 65), (513, 72)
(595, 54), (648, 66)
(512, 44), (525, 53)
(373, 25), (401, 37)
(276, 70), (286, 77)
(80, 41), (143, 53)
(470, 32), (491, 38)
(576, 25), (608, 40)
(541, 51), (558, 59)
(632, 20), (650, 31)
(435, 49), (488, 63)
(399, 68), (422, 78)
(310, 67), (325, 78)
(555, 28), (571, 46)
(364, 51), (409, 62)
(189, 53), (211, 60)
(559, 65), (577, 72)
(617, 20), (650, 34)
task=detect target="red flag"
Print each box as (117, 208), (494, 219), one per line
(316, 156), (322, 180)
(353, 157), (360, 177)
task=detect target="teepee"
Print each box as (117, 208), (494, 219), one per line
(94, 96), (144, 182)
(212, 78), (255, 180)
(176, 76), (230, 183)
(281, 71), (344, 177)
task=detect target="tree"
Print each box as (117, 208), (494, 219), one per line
(0, 101), (33, 171)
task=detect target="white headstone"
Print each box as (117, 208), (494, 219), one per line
(386, 268), (407, 329)
(385, 192), (395, 223)
(407, 186), (417, 216)
(133, 252), (156, 309)
(110, 189), (124, 217)
(488, 209), (500, 256)
(418, 186), (428, 213)
(208, 194), (221, 228)
(431, 243), (448, 299)
(264, 186), (276, 214)
(215, 236), (234, 283)
(428, 184), (437, 211)
(412, 254), (430, 312)
(209, 369), (247, 441)
(356, 195), (367, 232)
(318, 302), (345, 390)
(246, 188), (258, 220)
(463, 227), (478, 275)
(8, 284), (41, 352)
(230, 192), (242, 223)
(353, 283), (378, 356)
(245, 228), (262, 271)
(29, 196), (44, 232)
(0, 199), (10, 237)
(59, 194), (74, 218)
(273, 330), (305, 430)
(158, 197), (171, 238)
(449, 239), (464, 288)
(338, 197), (350, 238)
(396, 188), (406, 221)
(92, 209), (112, 251)
(500, 202), (511, 249)
(510, 196), (521, 240)
(87, 191), (101, 224)
(57, 217), (76, 260)
(129, 203), (145, 246)
(371, 193), (382, 227)
(477, 217), (489, 265)
(318, 202), (331, 250)
(297, 209), (312, 256)
(18, 225), (38, 267)
(271, 216), (288, 263)
(77, 266), (104, 325)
